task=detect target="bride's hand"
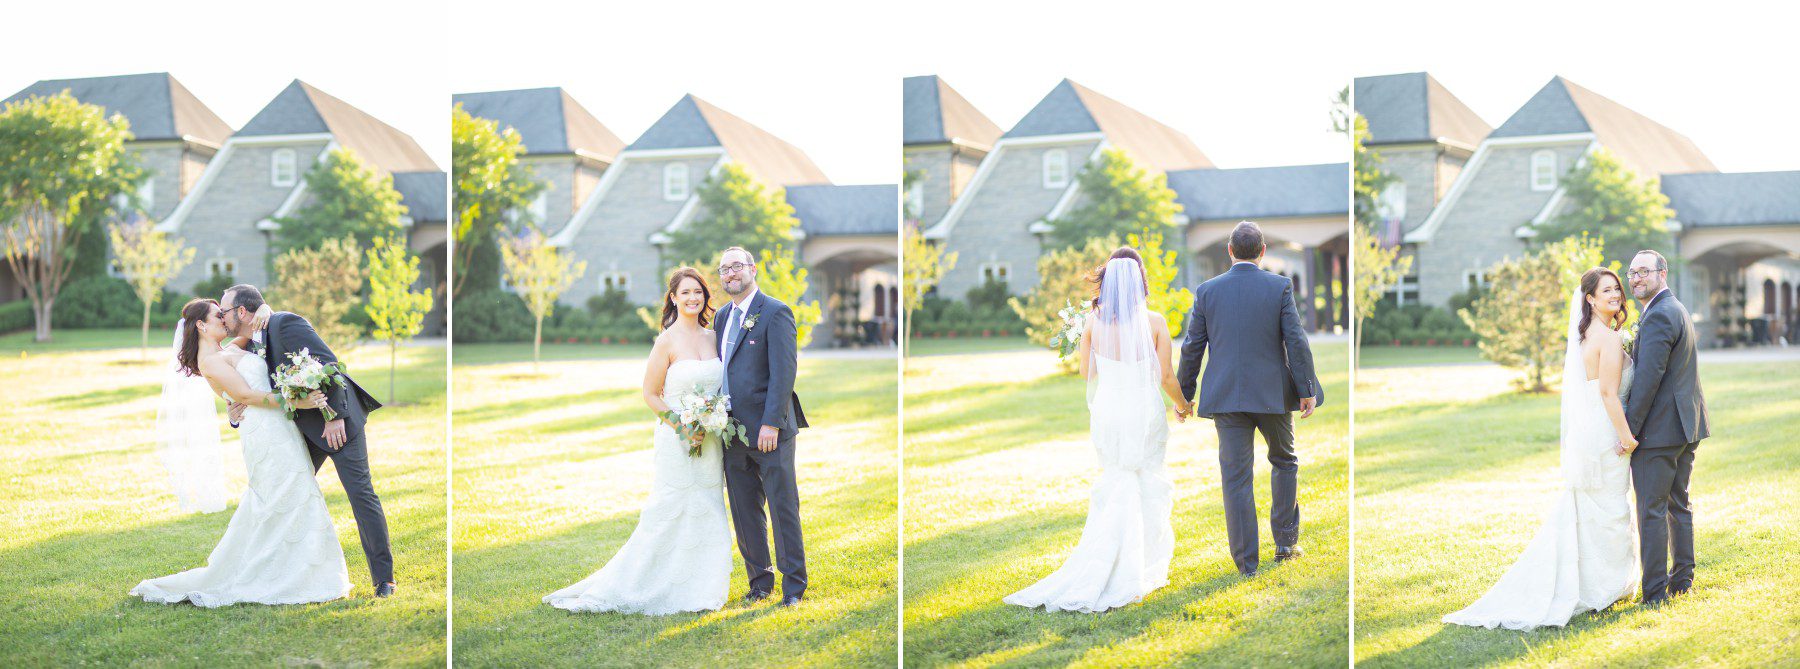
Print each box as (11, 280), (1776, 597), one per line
(1616, 433), (1639, 456)
(293, 391), (327, 410)
(251, 304), (273, 331)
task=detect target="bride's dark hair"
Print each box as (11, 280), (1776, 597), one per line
(1087, 247), (1148, 322)
(177, 298), (219, 377)
(659, 266), (714, 330)
(1578, 267), (1628, 342)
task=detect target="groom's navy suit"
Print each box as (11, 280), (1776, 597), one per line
(261, 312), (391, 586)
(1625, 289), (1709, 601)
(1175, 262), (1321, 574)
(715, 290), (809, 598)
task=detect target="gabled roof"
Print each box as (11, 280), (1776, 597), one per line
(4, 72), (232, 146)
(903, 75), (1002, 149)
(627, 94), (828, 187)
(786, 184), (897, 236)
(1491, 76), (1715, 176)
(1662, 171), (1800, 227)
(391, 171), (447, 224)
(1353, 72), (1490, 148)
(1167, 163), (1349, 220)
(238, 80), (439, 174)
(1005, 79), (1211, 172)
(452, 87), (623, 160)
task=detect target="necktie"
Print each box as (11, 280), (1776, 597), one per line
(719, 307), (742, 394)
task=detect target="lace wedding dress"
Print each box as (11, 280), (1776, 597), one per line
(1005, 260), (1174, 613)
(545, 358), (731, 614)
(1443, 296), (1637, 630)
(131, 349), (351, 606)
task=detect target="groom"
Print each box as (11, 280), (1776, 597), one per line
(1622, 250), (1710, 605)
(221, 284), (394, 597)
(714, 247), (810, 607)
(1175, 221), (1321, 576)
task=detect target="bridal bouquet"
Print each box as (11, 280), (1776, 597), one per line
(1049, 300), (1092, 358)
(273, 349), (346, 421)
(660, 385), (746, 457)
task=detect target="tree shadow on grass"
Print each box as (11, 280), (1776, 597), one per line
(39, 383), (161, 411)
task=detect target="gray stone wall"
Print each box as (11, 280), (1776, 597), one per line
(524, 157), (578, 231)
(1414, 143), (1586, 305)
(903, 148), (952, 225)
(131, 146), (185, 222)
(170, 141), (330, 292)
(937, 141), (1098, 298)
(564, 155), (719, 306)
(1373, 146), (1439, 234)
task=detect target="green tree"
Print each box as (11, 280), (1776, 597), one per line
(452, 105), (543, 295)
(754, 247), (824, 348)
(903, 222), (954, 356)
(664, 162), (800, 266)
(1536, 148), (1675, 268)
(1010, 233), (1192, 373)
(364, 236), (432, 400)
(0, 92), (140, 342)
(109, 218), (195, 358)
(273, 147), (407, 253)
(1045, 148), (1182, 251)
(501, 229), (585, 372)
(1348, 111), (1410, 367)
(1458, 235), (1607, 392)
(273, 237), (366, 351)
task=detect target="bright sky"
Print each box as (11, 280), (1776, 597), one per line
(1352, 0), (1800, 174)
(0, 0), (449, 169)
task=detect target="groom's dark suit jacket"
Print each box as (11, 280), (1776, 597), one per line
(1176, 263), (1321, 417)
(262, 311), (382, 449)
(715, 291), (807, 438)
(1626, 290), (1709, 450)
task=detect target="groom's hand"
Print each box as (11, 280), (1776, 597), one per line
(1299, 396), (1317, 419)
(757, 426), (779, 452)
(323, 419), (347, 450)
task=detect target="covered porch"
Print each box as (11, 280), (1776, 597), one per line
(1186, 215), (1352, 334)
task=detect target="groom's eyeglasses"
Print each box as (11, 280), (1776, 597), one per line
(718, 262), (752, 276)
(1626, 268), (1664, 279)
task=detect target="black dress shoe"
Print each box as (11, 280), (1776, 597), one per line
(1275, 545), (1303, 561)
(742, 589), (771, 604)
(375, 582), (396, 598)
(778, 594), (803, 607)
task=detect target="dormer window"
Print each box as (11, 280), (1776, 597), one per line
(663, 163), (690, 201)
(1042, 149), (1069, 189)
(271, 148), (298, 187)
(1530, 150), (1557, 191)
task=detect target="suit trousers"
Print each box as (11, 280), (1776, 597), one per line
(724, 432), (806, 597)
(309, 431), (394, 586)
(1631, 441), (1698, 601)
(1212, 412), (1299, 574)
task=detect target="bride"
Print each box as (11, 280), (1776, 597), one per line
(132, 298), (350, 606)
(1444, 267), (1639, 630)
(1005, 249), (1193, 613)
(544, 266), (731, 614)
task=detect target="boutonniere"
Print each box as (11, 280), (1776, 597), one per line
(743, 313), (760, 331)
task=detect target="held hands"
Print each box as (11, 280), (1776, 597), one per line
(1299, 396), (1317, 419)
(1615, 432), (1639, 456)
(228, 401), (247, 424)
(1172, 400), (1193, 423)
(757, 426), (779, 452)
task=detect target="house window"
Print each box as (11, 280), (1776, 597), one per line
(207, 257), (238, 278)
(1377, 180), (1406, 221)
(1530, 150), (1557, 191)
(1463, 271), (1491, 292)
(529, 191), (548, 222)
(904, 179), (924, 218)
(979, 262), (1011, 285)
(271, 148), (298, 187)
(600, 272), (630, 293)
(663, 163), (690, 201)
(1042, 149), (1069, 189)
(1389, 274), (1419, 306)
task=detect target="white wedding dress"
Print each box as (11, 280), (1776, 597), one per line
(1444, 295), (1637, 630)
(1005, 261), (1174, 613)
(132, 349), (351, 606)
(545, 358), (731, 614)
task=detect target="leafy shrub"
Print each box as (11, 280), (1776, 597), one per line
(452, 289), (533, 343)
(191, 272), (237, 300)
(0, 300), (32, 333)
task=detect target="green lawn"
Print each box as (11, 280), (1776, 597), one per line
(451, 351), (898, 667)
(903, 343), (1350, 667)
(1356, 345), (1483, 368)
(905, 335), (1035, 358)
(1353, 358), (1800, 666)
(0, 328), (448, 667)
